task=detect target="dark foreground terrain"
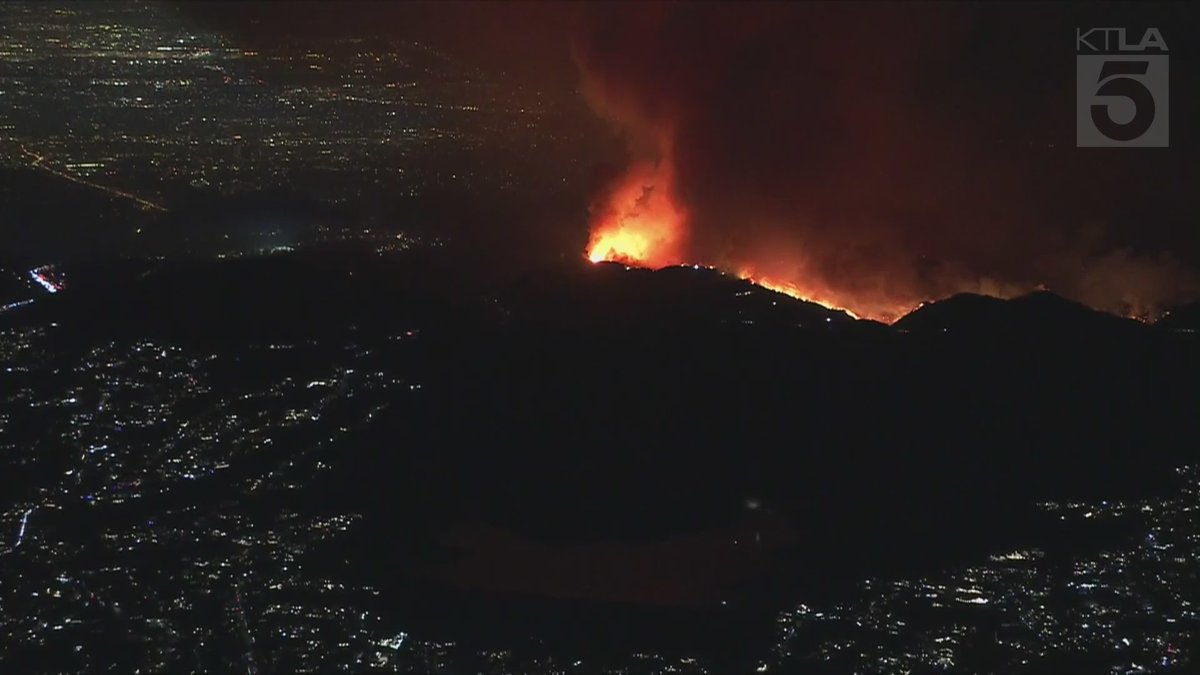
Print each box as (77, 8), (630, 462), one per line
(1, 250), (1198, 673)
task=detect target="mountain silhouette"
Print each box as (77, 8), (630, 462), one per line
(894, 289), (1145, 337)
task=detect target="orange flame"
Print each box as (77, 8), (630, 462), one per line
(584, 162), (921, 322)
(735, 271), (864, 320)
(585, 160), (686, 268)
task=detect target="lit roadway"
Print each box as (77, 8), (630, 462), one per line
(8, 139), (167, 212)
(0, 507), (36, 557)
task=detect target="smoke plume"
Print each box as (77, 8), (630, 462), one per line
(574, 3), (1197, 320)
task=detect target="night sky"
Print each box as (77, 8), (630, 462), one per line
(1, 1), (1196, 315)
(182, 1), (1200, 319)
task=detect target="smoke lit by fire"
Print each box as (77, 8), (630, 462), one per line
(581, 133), (914, 320)
(575, 4), (1197, 323)
(585, 160), (685, 267)
(584, 164), (885, 320)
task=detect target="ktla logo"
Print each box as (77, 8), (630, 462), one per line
(1077, 28), (1168, 147)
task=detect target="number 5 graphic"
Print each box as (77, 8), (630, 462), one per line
(1090, 61), (1155, 142)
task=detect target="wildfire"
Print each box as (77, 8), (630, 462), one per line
(580, 153), (928, 321)
(584, 163), (918, 321)
(587, 229), (656, 265)
(585, 160), (686, 268)
(735, 271), (863, 320)
(587, 236), (906, 320)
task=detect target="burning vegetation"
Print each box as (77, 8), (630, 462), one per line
(575, 4), (1197, 323)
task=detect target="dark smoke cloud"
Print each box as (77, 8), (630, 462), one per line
(573, 3), (1199, 318)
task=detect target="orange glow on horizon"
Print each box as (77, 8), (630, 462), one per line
(736, 271), (865, 320)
